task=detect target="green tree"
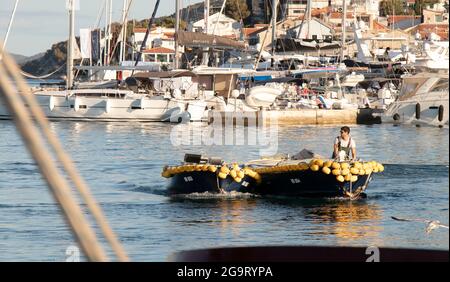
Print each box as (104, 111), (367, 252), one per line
(414, 0), (440, 15)
(379, 0), (407, 16)
(224, 0), (250, 21)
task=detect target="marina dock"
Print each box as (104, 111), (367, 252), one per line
(208, 108), (381, 126)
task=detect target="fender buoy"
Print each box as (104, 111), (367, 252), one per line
(415, 103), (421, 119)
(393, 113), (400, 121)
(438, 105), (444, 122)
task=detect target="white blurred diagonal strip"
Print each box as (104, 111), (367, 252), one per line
(0, 47), (129, 262)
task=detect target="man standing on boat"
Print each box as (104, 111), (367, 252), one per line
(333, 126), (357, 162)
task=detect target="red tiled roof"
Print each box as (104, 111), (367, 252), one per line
(329, 12), (354, 19)
(142, 47), (175, 54)
(312, 7), (331, 17)
(373, 20), (390, 32)
(387, 15), (421, 24)
(416, 23), (449, 40)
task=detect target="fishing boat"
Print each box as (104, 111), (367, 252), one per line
(162, 151), (384, 199)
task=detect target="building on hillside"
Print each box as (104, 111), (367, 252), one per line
(284, 0), (330, 19)
(140, 47), (175, 65)
(132, 27), (176, 51)
(422, 2), (449, 24)
(190, 12), (242, 38)
(287, 17), (334, 40)
(131, 27), (182, 67)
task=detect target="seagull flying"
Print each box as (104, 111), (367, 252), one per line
(391, 216), (449, 234)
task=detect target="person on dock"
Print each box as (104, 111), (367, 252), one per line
(332, 126), (356, 162)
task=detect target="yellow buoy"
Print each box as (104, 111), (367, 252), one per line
(315, 159), (324, 167)
(358, 169), (366, 176)
(365, 168), (373, 175)
(237, 171), (245, 179)
(324, 160), (333, 168)
(378, 164), (385, 172)
(234, 177), (242, 183)
(350, 167), (359, 175)
(332, 169), (341, 176)
(351, 175), (358, 182)
(322, 167), (331, 175)
(208, 166), (218, 173)
(344, 174), (352, 182)
(310, 164), (320, 172)
(161, 171), (172, 178)
(353, 162), (362, 169)
(336, 175), (345, 182)
(230, 170), (237, 178)
(340, 162), (350, 170)
(218, 172), (228, 179)
(331, 162), (341, 170)
(341, 168), (350, 176)
(220, 166), (230, 174)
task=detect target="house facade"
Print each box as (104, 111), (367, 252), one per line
(190, 12), (242, 38)
(288, 18), (334, 40)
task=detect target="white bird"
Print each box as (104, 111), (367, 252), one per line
(392, 217), (449, 234)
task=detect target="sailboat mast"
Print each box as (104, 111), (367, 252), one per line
(204, 0), (209, 34)
(107, 0), (113, 65)
(341, 0), (347, 61)
(120, 0), (128, 63)
(175, 0), (180, 69)
(202, 0), (210, 66)
(1, 0), (19, 57)
(271, 0), (278, 56)
(67, 0), (75, 89)
(307, 0), (311, 38)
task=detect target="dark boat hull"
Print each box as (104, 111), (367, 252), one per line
(167, 170), (372, 198)
(167, 171), (257, 196)
(256, 171), (371, 197)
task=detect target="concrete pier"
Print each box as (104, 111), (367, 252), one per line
(208, 109), (382, 126)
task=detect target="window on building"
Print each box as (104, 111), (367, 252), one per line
(435, 15), (443, 22)
(157, 54), (168, 63)
(146, 54), (156, 62)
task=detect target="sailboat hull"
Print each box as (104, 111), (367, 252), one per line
(0, 92), (208, 122)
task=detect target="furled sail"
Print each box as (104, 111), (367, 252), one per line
(176, 31), (247, 50)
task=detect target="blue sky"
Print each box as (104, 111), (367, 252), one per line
(1, 0), (203, 56)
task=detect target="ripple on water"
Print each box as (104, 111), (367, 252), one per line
(0, 121), (448, 261)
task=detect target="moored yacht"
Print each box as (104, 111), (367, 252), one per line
(381, 71), (448, 127)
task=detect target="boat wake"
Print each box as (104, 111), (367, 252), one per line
(171, 191), (259, 200)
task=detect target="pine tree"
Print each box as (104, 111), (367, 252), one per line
(224, 0), (250, 21)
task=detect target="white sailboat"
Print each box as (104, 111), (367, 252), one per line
(0, 0), (208, 123)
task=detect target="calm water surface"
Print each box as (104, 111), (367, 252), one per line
(0, 121), (448, 261)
